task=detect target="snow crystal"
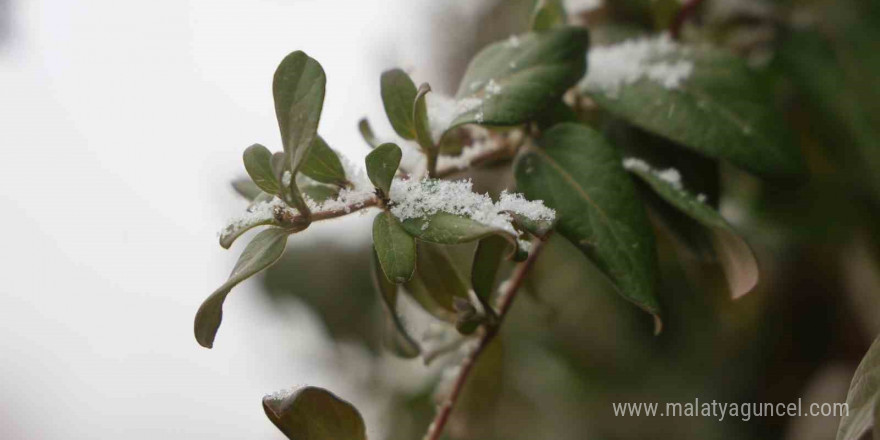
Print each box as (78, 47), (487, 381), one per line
(580, 33), (694, 98)
(485, 79), (503, 96)
(388, 178), (554, 237)
(622, 157), (684, 191)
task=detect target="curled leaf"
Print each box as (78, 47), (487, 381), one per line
(262, 386), (367, 440)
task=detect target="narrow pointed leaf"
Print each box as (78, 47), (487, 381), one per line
(372, 212), (416, 283)
(195, 228), (289, 348)
(515, 123), (660, 330)
(358, 118), (380, 148)
(381, 69), (418, 140)
(273, 51), (326, 174)
(626, 160), (759, 298)
(371, 250), (420, 358)
(243, 144), (282, 195)
(365, 143), (402, 195)
(262, 386), (367, 440)
(837, 336), (880, 440)
(414, 83), (434, 149)
(472, 235), (510, 309)
(301, 136), (348, 187)
(581, 42), (803, 177)
(531, 0), (567, 31)
(448, 27), (589, 132)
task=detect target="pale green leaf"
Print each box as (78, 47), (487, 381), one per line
(381, 69), (418, 140)
(243, 143), (281, 195)
(515, 123), (660, 331)
(273, 51), (326, 174)
(262, 386), (367, 440)
(232, 178), (262, 201)
(372, 212), (416, 283)
(365, 143), (402, 195)
(195, 228), (289, 348)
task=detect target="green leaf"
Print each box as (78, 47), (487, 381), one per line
(271, 152), (287, 181)
(449, 27), (589, 131)
(515, 123), (660, 331)
(195, 228), (289, 348)
(582, 43), (803, 177)
(626, 160), (759, 298)
(370, 250), (420, 358)
(381, 69), (418, 140)
(273, 51), (326, 175)
(300, 136), (348, 187)
(365, 143), (402, 195)
(510, 213), (555, 239)
(358, 118), (380, 148)
(404, 242), (469, 318)
(471, 235), (510, 310)
(414, 83), (434, 149)
(372, 212), (416, 283)
(837, 335), (880, 440)
(231, 178), (262, 201)
(243, 144), (281, 195)
(262, 386), (367, 440)
(530, 0), (567, 32)
(400, 212), (515, 246)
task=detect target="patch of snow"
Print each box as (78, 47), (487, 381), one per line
(437, 138), (496, 171)
(485, 79), (503, 96)
(427, 93), (484, 142)
(388, 178), (554, 237)
(507, 35), (521, 48)
(622, 157), (684, 191)
(580, 33), (694, 98)
(220, 196), (288, 237)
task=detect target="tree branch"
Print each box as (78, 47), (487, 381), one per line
(424, 236), (550, 440)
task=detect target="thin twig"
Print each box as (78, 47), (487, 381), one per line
(424, 237), (550, 440)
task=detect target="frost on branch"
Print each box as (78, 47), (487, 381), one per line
(389, 178), (555, 238)
(580, 33), (694, 98)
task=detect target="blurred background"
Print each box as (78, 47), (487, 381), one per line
(1, 0), (879, 439)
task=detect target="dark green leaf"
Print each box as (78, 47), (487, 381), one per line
(232, 178), (262, 201)
(404, 242), (469, 318)
(370, 250), (420, 358)
(301, 136), (348, 187)
(448, 27), (589, 131)
(837, 335), (880, 440)
(243, 144), (281, 195)
(273, 51), (326, 175)
(372, 212), (416, 283)
(626, 160), (759, 298)
(471, 235), (510, 309)
(195, 228), (289, 348)
(381, 69), (418, 140)
(582, 43), (803, 177)
(365, 143), (402, 195)
(414, 83), (434, 149)
(515, 123), (660, 331)
(358, 118), (380, 148)
(262, 386), (367, 440)
(271, 152), (287, 181)
(530, 0), (567, 32)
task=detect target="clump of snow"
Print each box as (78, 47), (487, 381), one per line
(507, 35), (521, 48)
(696, 193), (708, 203)
(305, 187), (375, 214)
(427, 93), (484, 142)
(581, 33), (694, 98)
(485, 79), (503, 96)
(388, 178), (554, 237)
(437, 139), (497, 171)
(622, 157), (687, 193)
(281, 171), (292, 187)
(221, 196), (288, 237)
(264, 387), (298, 402)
